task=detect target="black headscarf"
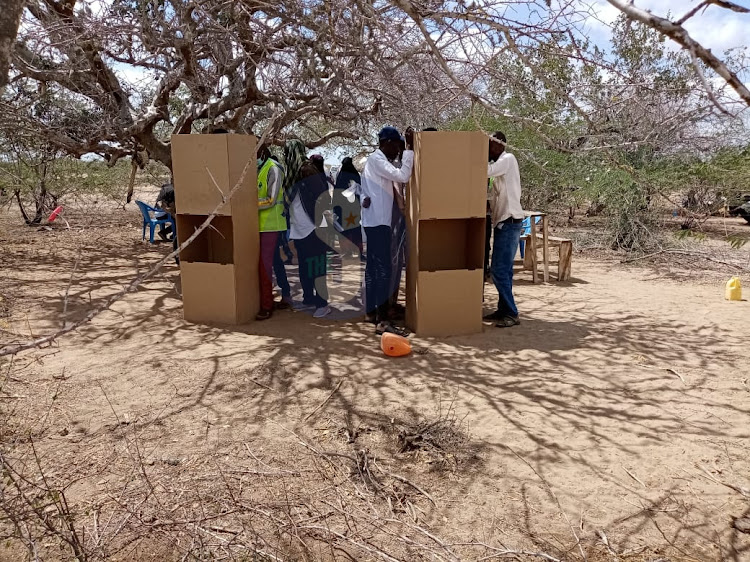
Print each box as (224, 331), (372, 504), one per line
(335, 157), (361, 192)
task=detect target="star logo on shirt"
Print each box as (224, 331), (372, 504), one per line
(345, 212), (358, 227)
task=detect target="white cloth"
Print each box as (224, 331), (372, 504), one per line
(360, 149), (414, 228)
(289, 194), (315, 240)
(487, 152), (523, 227)
(341, 180), (360, 202)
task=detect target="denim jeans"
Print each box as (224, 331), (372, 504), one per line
(491, 221), (523, 318)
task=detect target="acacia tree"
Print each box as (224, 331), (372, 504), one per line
(2, 0), (749, 173)
(0, 0), (25, 90)
(4, 0), (469, 170)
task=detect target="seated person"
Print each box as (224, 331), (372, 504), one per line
(155, 181), (175, 241)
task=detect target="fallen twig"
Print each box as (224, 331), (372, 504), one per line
(696, 464), (750, 498)
(622, 249), (750, 271)
(623, 467), (647, 488)
(507, 445), (587, 561)
(665, 368), (686, 384)
(303, 380), (344, 421)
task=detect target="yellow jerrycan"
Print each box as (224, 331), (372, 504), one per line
(725, 276), (742, 301)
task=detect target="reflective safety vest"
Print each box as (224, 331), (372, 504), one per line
(258, 159), (286, 232)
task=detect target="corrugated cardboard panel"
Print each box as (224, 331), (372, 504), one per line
(468, 131), (489, 210)
(181, 262), (239, 324)
(227, 135), (260, 323)
(232, 201), (260, 323)
(413, 270), (483, 337)
(414, 131), (488, 220)
(226, 135), (257, 218)
(405, 172), (419, 329)
(418, 218), (484, 271)
(176, 215), (235, 264)
(172, 134), (232, 216)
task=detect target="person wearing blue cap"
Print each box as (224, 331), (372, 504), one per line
(360, 126), (415, 325)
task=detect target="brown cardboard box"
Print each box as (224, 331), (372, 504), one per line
(172, 134), (259, 325)
(410, 131), (488, 220)
(171, 134), (256, 217)
(406, 132), (487, 337)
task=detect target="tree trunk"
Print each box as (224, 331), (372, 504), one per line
(0, 0), (25, 91)
(31, 161), (52, 224)
(13, 189), (31, 224)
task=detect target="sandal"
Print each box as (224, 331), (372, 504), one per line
(495, 316), (520, 328)
(376, 321), (410, 337)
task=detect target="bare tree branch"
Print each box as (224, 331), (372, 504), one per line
(606, 0), (750, 108)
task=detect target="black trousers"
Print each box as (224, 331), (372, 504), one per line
(295, 232), (328, 308)
(364, 225), (392, 318)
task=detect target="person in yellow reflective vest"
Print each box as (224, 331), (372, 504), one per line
(256, 144), (287, 320)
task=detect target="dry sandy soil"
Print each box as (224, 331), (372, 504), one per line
(1, 191), (749, 561)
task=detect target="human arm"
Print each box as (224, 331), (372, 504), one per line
(258, 166), (282, 210)
(370, 150), (414, 184)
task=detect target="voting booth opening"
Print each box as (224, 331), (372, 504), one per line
(171, 134), (260, 325)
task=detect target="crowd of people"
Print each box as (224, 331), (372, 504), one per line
(157, 126), (525, 332)
(252, 126), (417, 333)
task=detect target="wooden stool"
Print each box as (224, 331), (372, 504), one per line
(522, 234), (573, 281)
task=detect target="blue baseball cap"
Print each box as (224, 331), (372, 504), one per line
(378, 126), (401, 142)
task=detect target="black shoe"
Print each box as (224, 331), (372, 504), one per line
(256, 309), (273, 321)
(496, 315), (521, 328)
(158, 229), (169, 242)
(483, 310), (504, 321)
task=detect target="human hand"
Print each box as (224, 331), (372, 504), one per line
(404, 127), (414, 150)
(362, 196), (371, 209)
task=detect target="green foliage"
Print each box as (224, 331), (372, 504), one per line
(727, 234), (749, 250)
(451, 15), (748, 252)
(674, 229), (708, 243)
(0, 158), (132, 198)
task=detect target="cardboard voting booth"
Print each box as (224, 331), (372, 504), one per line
(171, 134), (260, 324)
(406, 131), (488, 337)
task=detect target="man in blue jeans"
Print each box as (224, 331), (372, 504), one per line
(485, 131), (524, 328)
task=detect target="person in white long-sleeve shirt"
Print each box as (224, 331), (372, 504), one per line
(360, 126), (415, 324)
(486, 131), (524, 328)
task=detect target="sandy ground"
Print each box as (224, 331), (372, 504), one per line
(1, 193), (749, 561)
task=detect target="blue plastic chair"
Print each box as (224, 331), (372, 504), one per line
(135, 200), (175, 244)
(519, 215), (542, 258)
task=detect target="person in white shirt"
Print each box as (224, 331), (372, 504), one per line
(283, 139), (333, 319)
(360, 126), (414, 324)
(486, 131), (524, 327)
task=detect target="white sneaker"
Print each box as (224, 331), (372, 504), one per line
(313, 305), (332, 318)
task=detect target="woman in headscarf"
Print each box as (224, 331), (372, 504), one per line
(332, 157), (364, 260)
(282, 140), (332, 318)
